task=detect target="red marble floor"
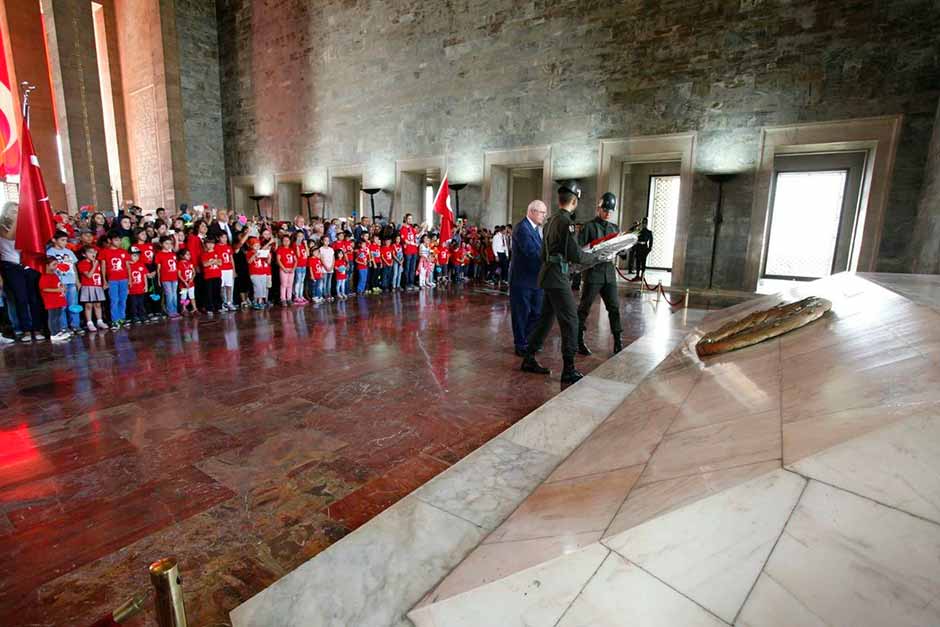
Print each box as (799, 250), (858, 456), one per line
(0, 285), (730, 626)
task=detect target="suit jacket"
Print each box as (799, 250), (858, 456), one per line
(207, 221), (233, 243)
(508, 218), (542, 290)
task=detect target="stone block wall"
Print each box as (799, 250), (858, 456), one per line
(216, 0), (940, 289)
(913, 99), (940, 274)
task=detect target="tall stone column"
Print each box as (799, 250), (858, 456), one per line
(40, 0), (113, 213)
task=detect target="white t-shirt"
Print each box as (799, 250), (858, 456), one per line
(0, 238), (20, 264)
(319, 245), (335, 272)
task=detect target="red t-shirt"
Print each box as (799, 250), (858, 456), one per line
(295, 244), (309, 266)
(308, 255), (324, 279)
(436, 247), (449, 265)
(186, 235), (204, 269)
(201, 249), (223, 280)
(369, 242), (381, 264)
(100, 247), (130, 281)
(39, 273), (66, 309)
(454, 247), (466, 265)
(155, 250), (178, 282)
(178, 259), (196, 286)
(247, 249), (271, 276)
(276, 246), (297, 270)
(129, 261), (148, 295)
(381, 245), (394, 266)
(335, 261), (348, 280)
(354, 248), (370, 269)
(136, 242), (155, 266)
(217, 244), (234, 270)
(401, 224), (418, 255)
(393, 243), (403, 261)
(77, 258), (103, 287)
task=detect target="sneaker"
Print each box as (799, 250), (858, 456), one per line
(86, 321), (96, 332)
(110, 322), (120, 330)
(51, 331), (71, 342)
(33, 333), (48, 342)
(16, 333), (31, 343)
(71, 326), (85, 336)
(97, 320), (109, 330)
(0, 334), (14, 345)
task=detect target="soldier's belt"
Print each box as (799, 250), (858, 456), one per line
(547, 254), (569, 274)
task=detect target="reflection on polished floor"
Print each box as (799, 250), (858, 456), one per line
(407, 273), (940, 627)
(0, 285), (717, 626)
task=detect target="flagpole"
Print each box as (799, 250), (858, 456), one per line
(20, 81), (35, 128)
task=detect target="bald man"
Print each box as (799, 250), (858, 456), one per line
(508, 200), (548, 356)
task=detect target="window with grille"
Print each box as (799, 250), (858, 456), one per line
(764, 170), (847, 279)
(645, 175), (680, 270)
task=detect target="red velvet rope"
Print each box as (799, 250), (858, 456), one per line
(615, 267), (685, 307)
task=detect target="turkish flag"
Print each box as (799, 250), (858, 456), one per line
(432, 174), (454, 243)
(15, 117), (54, 271)
(0, 29), (19, 178)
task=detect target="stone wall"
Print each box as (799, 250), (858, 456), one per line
(912, 99), (940, 274)
(174, 0), (226, 208)
(216, 0), (940, 289)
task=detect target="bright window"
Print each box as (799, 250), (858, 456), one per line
(764, 170), (846, 279)
(645, 175), (680, 270)
(425, 184), (433, 226)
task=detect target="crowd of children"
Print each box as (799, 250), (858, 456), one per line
(0, 205), (513, 343)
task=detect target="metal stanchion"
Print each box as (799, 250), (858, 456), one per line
(656, 281), (662, 302)
(684, 288), (690, 308)
(150, 558), (188, 627)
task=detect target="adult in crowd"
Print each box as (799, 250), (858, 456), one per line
(208, 208), (233, 243)
(634, 217), (653, 279)
(400, 213), (420, 290)
(0, 202), (44, 341)
(509, 200), (547, 356)
(492, 225), (510, 286)
(576, 192), (623, 356)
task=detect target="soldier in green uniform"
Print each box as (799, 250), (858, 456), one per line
(577, 192), (624, 356)
(520, 181), (587, 384)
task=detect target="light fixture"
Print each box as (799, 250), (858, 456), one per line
(248, 194), (268, 218)
(450, 183), (468, 221)
(300, 191), (316, 221)
(705, 173), (736, 290)
(362, 188), (382, 222)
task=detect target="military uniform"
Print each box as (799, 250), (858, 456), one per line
(525, 208), (583, 361)
(577, 216), (622, 347)
(635, 227), (654, 277)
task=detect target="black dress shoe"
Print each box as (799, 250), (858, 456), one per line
(520, 355), (550, 375)
(613, 336), (623, 354)
(577, 342), (592, 356)
(560, 366), (585, 384)
(515, 347), (527, 357)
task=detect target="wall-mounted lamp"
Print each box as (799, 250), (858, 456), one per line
(300, 191), (316, 221)
(362, 188), (383, 222)
(450, 183), (468, 221)
(248, 194), (269, 218)
(705, 173), (736, 290)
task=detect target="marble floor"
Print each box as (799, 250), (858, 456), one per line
(0, 283), (721, 627)
(409, 272), (940, 627)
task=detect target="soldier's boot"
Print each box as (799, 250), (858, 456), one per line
(520, 354), (550, 375)
(560, 357), (584, 385)
(577, 329), (592, 356)
(612, 335), (623, 354)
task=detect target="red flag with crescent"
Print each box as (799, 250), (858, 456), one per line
(432, 174), (454, 243)
(0, 28), (18, 178)
(15, 116), (54, 270)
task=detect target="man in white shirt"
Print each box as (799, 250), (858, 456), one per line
(492, 226), (510, 285)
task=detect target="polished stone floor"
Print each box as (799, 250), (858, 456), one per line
(408, 273), (940, 627)
(0, 284), (724, 627)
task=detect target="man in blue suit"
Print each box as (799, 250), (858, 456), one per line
(509, 200), (548, 356)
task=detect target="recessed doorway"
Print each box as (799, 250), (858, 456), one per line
(509, 167), (543, 225)
(619, 160), (681, 284)
(761, 151), (866, 282)
(329, 174), (363, 220)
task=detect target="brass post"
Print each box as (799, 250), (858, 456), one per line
(113, 594), (147, 623)
(150, 558), (188, 627)
(656, 281), (661, 301)
(684, 288), (690, 308)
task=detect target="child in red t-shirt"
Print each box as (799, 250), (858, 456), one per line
(368, 235), (382, 294)
(334, 250), (349, 300)
(308, 242), (325, 303)
(436, 243), (450, 284)
(77, 246), (108, 331)
(177, 249), (198, 315)
(293, 231), (309, 304)
(275, 234), (297, 306)
(127, 247), (151, 324)
(354, 240), (370, 295)
(380, 238), (394, 292)
(217, 233), (236, 311)
(99, 233), (131, 328)
(200, 237), (224, 314)
(391, 234), (404, 290)
(155, 236), (180, 317)
(246, 237), (272, 309)
(40, 256), (70, 341)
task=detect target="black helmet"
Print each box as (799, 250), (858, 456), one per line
(600, 192), (616, 212)
(557, 180), (582, 199)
